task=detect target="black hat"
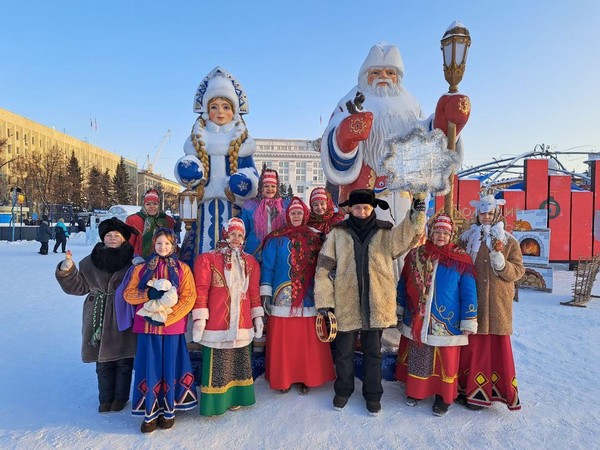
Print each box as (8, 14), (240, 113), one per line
(98, 217), (139, 241)
(338, 189), (389, 210)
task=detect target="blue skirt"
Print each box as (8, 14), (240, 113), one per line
(132, 334), (198, 421)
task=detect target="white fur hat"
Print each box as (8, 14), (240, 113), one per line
(470, 194), (506, 214)
(358, 41), (404, 81)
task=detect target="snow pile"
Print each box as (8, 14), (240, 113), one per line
(0, 238), (598, 449)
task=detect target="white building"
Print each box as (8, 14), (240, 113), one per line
(253, 138), (325, 204)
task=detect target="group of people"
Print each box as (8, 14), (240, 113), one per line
(53, 38), (525, 434)
(36, 216), (69, 255)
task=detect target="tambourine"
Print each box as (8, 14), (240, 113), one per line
(316, 311), (338, 343)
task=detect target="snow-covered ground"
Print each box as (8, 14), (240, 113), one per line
(1, 234), (599, 449)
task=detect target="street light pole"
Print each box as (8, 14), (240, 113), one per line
(136, 182), (145, 205)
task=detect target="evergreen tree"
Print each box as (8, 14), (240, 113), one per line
(286, 185), (294, 199)
(279, 182), (287, 198)
(101, 169), (113, 209)
(65, 151), (84, 208)
(86, 166), (104, 210)
(112, 157), (133, 205)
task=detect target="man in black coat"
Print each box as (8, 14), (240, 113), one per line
(37, 215), (52, 255)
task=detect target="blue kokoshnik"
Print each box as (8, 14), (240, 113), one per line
(132, 334), (198, 421)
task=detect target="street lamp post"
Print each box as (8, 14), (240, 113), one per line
(440, 20), (471, 216)
(135, 182), (145, 206)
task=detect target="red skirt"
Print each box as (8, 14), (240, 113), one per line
(265, 316), (335, 390)
(395, 336), (460, 405)
(458, 334), (521, 410)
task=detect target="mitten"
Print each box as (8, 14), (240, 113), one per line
(433, 93), (471, 136)
(192, 319), (206, 343)
(253, 317), (264, 339)
(147, 287), (164, 300)
(335, 111), (374, 152)
(229, 173), (252, 197)
(490, 250), (506, 271)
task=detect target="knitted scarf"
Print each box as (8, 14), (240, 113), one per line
(408, 240), (475, 343)
(136, 209), (171, 258)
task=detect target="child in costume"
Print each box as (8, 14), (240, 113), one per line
(192, 217), (264, 416)
(123, 228), (198, 433)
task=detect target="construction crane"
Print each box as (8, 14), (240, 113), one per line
(145, 129), (171, 174)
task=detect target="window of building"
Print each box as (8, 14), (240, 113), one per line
(313, 168), (324, 182)
(297, 185), (305, 193)
(279, 161), (289, 182)
(296, 161), (306, 181)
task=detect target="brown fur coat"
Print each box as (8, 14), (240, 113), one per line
(314, 211), (424, 332)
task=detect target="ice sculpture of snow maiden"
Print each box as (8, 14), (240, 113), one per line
(175, 67), (259, 268)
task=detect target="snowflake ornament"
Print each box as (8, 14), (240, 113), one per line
(380, 127), (459, 195)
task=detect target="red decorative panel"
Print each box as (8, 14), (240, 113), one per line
(500, 190), (525, 233)
(524, 159), (549, 210)
(590, 161), (600, 255)
(570, 190), (593, 260)
(547, 175), (571, 261)
(457, 178), (481, 222)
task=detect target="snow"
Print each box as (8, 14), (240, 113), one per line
(1, 234), (599, 449)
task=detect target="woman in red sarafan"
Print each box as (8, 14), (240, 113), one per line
(260, 197), (335, 394)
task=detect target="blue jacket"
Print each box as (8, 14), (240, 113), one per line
(259, 233), (318, 318)
(397, 245), (478, 346)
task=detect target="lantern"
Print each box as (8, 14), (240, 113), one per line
(441, 21), (471, 93)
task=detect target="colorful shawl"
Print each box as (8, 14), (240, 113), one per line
(407, 240), (475, 343)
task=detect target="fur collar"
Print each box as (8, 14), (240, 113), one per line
(90, 242), (134, 273)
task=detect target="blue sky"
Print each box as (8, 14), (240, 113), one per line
(3, 0), (599, 180)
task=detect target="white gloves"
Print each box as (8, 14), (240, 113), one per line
(192, 319), (206, 343)
(490, 250), (506, 271)
(132, 256), (145, 265)
(253, 317), (264, 339)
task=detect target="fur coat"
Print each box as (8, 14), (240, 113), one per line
(459, 227), (525, 335)
(55, 242), (137, 363)
(314, 210), (424, 332)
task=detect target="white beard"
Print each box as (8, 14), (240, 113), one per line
(357, 74), (423, 170)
